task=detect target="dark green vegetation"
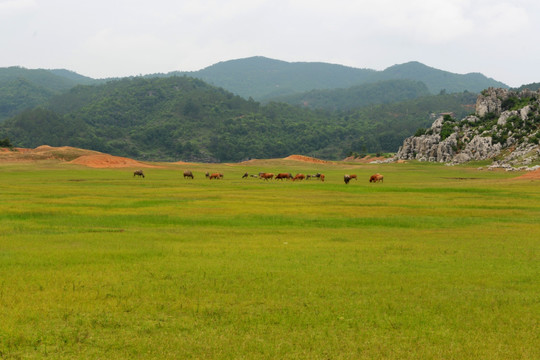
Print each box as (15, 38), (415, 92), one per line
(177, 57), (508, 100)
(0, 67), (97, 122)
(374, 61), (507, 95)
(514, 82), (540, 92)
(0, 161), (538, 359)
(269, 79), (431, 111)
(0, 76), (477, 162)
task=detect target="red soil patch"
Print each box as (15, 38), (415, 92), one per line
(1, 145), (100, 162)
(283, 155), (331, 164)
(515, 168), (540, 180)
(69, 154), (161, 168)
(0, 145), (163, 168)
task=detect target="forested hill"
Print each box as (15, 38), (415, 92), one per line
(175, 56), (508, 100)
(375, 61), (508, 94)
(270, 79), (431, 111)
(0, 67), (97, 121)
(175, 57), (377, 101)
(0, 76), (477, 162)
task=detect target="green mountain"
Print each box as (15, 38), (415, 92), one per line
(0, 76), (477, 162)
(0, 67), (97, 121)
(374, 61), (508, 94)
(514, 82), (540, 92)
(270, 79), (431, 111)
(175, 56), (508, 100)
(175, 56), (377, 100)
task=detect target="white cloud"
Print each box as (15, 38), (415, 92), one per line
(0, 0), (540, 85)
(474, 2), (530, 35)
(72, 29), (181, 77)
(0, 0), (36, 15)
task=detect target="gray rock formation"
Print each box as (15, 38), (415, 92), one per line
(394, 88), (540, 166)
(475, 88), (507, 117)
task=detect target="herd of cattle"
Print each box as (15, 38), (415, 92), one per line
(134, 169), (384, 184)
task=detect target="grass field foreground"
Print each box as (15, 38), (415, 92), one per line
(0, 161), (538, 359)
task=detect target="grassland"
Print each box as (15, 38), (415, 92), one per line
(0, 160), (538, 359)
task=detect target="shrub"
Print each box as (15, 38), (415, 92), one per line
(0, 137), (13, 148)
(440, 122), (455, 141)
(492, 133), (508, 145)
(443, 114), (454, 122)
(501, 97), (518, 111)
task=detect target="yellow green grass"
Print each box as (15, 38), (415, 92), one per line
(0, 161), (538, 359)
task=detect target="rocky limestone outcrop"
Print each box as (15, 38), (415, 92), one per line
(394, 88), (540, 166)
(475, 88), (507, 117)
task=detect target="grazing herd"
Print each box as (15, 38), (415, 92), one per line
(134, 169), (383, 184)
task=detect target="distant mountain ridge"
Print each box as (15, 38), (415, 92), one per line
(174, 56), (508, 100)
(1, 58), (508, 121)
(173, 57), (377, 100)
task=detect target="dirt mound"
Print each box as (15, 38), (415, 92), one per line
(69, 154), (161, 168)
(172, 160), (193, 165)
(283, 155), (331, 164)
(516, 168), (540, 180)
(0, 145), (164, 168)
(0, 145), (100, 162)
(343, 155), (386, 163)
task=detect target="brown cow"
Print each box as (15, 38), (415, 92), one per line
(349, 174), (357, 180)
(293, 173), (305, 181)
(319, 174), (325, 182)
(369, 173), (384, 183)
(209, 173), (223, 180)
(259, 172), (274, 180)
(183, 170), (194, 179)
(133, 170), (145, 178)
(275, 173), (293, 180)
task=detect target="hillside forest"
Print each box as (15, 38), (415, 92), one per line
(0, 58), (509, 161)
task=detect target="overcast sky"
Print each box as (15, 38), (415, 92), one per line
(1, 0), (539, 87)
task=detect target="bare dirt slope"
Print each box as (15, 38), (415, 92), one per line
(0, 146), (160, 168)
(342, 155), (386, 163)
(0, 145), (101, 162)
(516, 168), (540, 180)
(69, 154), (161, 168)
(282, 155), (332, 164)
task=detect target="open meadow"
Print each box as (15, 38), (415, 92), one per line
(0, 158), (539, 359)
